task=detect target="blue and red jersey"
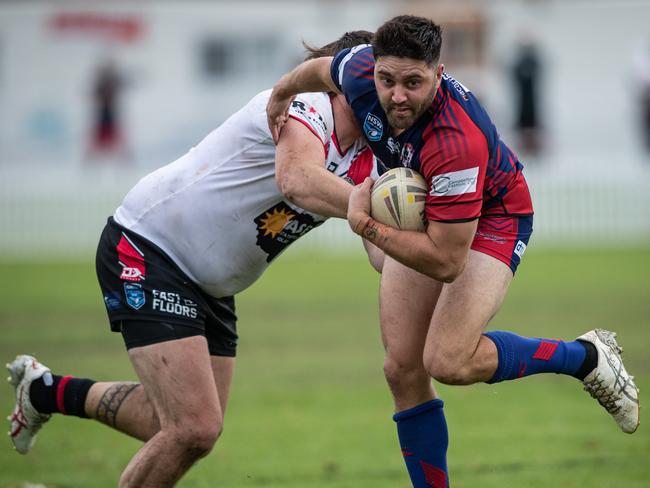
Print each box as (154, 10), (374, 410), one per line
(331, 45), (534, 223)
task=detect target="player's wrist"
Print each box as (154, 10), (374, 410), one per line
(274, 74), (296, 99)
(349, 212), (371, 236)
(350, 214), (390, 248)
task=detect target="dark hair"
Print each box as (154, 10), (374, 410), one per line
(372, 15), (442, 65)
(303, 30), (374, 61)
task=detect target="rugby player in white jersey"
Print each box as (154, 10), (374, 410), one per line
(6, 31), (381, 487)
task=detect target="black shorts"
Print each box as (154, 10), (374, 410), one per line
(95, 217), (238, 357)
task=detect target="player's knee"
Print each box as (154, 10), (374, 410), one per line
(383, 356), (428, 393)
(169, 417), (223, 459)
(423, 351), (469, 385)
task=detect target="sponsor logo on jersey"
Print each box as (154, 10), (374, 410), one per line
(430, 167), (479, 196)
(120, 267), (144, 281)
(474, 230), (507, 244)
(152, 290), (198, 319)
(326, 160), (340, 173)
(401, 143), (414, 167)
(254, 201), (324, 262)
(103, 291), (122, 311)
(514, 240), (527, 259)
(117, 233), (145, 281)
(387, 137), (400, 155)
(363, 113), (383, 141)
(443, 73), (470, 101)
(326, 142), (375, 185)
(289, 100), (327, 141)
(124, 282), (145, 310)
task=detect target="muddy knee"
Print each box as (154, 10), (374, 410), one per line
(166, 417), (223, 459)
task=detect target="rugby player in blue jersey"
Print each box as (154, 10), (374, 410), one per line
(268, 15), (639, 488)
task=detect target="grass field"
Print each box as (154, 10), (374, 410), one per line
(0, 247), (649, 487)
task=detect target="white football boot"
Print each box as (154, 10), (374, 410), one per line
(6, 355), (53, 454)
(578, 329), (640, 433)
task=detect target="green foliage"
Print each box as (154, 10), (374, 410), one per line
(0, 248), (648, 487)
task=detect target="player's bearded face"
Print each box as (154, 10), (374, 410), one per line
(375, 57), (442, 131)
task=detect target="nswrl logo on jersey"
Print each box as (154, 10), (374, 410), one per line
(363, 113), (383, 141)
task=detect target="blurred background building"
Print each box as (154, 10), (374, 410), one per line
(0, 0), (648, 257)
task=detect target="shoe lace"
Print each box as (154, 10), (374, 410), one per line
(583, 375), (621, 414)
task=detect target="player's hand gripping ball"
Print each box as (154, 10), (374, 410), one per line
(370, 167), (428, 231)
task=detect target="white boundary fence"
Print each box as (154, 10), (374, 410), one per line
(1, 164), (648, 259)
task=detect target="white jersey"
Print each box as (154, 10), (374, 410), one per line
(114, 90), (376, 298)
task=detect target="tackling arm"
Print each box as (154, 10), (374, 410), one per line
(348, 178), (476, 282)
(275, 118), (351, 219)
(267, 57), (339, 143)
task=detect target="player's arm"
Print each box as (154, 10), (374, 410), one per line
(348, 178), (476, 282)
(267, 57), (339, 143)
(275, 118), (351, 219)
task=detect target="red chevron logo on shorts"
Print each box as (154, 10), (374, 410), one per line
(117, 233), (145, 281)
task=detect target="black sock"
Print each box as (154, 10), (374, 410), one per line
(29, 374), (95, 418)
(574, 341), (598, 380)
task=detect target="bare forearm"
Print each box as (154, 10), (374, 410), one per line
(352, 217), (458, 282)
(268, 58), (337, 143)
(289, 192), (348, 218)
(281, 166), (351, 218)
(274, 57), (338, 97)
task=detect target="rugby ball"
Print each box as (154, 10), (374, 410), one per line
(370, 167), (428, 231)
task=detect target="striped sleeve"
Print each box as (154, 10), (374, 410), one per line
(330, 45), (375, 105)
(420, 121), (488, 222)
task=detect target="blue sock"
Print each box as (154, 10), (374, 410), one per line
(484, 331), (588, 383)
(393, 399), (449, 488)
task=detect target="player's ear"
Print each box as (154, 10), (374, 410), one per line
(436, 63), (444, 81)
